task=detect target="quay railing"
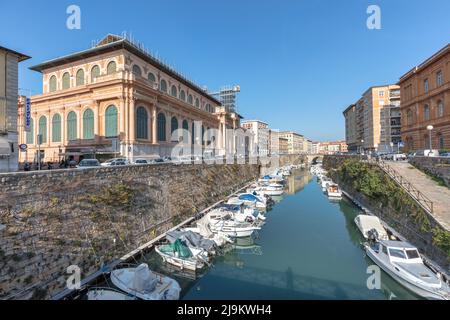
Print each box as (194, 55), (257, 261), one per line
(368, 158), (434, 214)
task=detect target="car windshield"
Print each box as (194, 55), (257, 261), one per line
(405, 249), (420, 259)
(81, 160), (97, 166)
(388, 248), (407, 259)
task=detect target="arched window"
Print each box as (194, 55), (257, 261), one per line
(157, 113), (166, 142)
(437, 100), (444, 117)
(76, 69), (85, 86)
(182, 120), (189, 143)
(148, 72), (156, 83)
(171, 85), (177, 97)
(52, 114), (61, 142)
(136, 106), (148, 139)
(26, 118), (34, 144)
(67, 111), (77, 141)
(160, 79), (167, 92)
(105, 105), (118, 137)
(407, 110), (413, 125)
(132, 65), (142, 77)
(91, 65), (100, 81)
(171, 116), (178, 141)
(439, 135), (444, 149)
(49, 75), (57, 92)
(107, 61), (116, 75)
(188, 94), (193, 105)
(62, 73), (70, 89)
(424, 105), (430, 121)
(195, 98), (200, 108)
(180, 90), (186, 101)
(201, 125), (205, 145)
(83, 109), (94, 139)
(38, 116), (47, 143)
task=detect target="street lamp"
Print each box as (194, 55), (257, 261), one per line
(427, 125), (434, 151)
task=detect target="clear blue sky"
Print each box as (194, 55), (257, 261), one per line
(1, 0), (449, 141)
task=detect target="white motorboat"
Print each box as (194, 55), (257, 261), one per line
(227, 193), (268, 210)
(155, 239), (207, 271)
(182, 216), (233, 247)
(326, 183), (342, 199)
(209, 204), (266, 222)
(354, 215), (389, 240)
(258, 175), (284, 184)
(249, 183), (284, 196)
(321, 178), (332, 191)
(202, 210), (261, 238)
(87, 287), (137, 300)
(110, 263), (181, 300)
(364, 240), (450, 300)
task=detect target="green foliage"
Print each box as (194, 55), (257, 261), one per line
(85, 183), (136, 208)
(432, 228), (450, 256)
(332, 158), (446, 249)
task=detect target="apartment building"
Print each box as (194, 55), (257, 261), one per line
(241, 120), (269, 156)
(279, 131), (305, 154)
(0, 46), (30, 172)
(399, 44), (450, 151)
(343, 85), (401, 153)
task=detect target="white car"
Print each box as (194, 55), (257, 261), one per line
(101, 158), (130, 167)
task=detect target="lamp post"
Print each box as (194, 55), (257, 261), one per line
(427, 125), (434, 151)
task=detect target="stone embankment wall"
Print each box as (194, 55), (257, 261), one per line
(323, 155), (450, 270)
(0, 163), (259, 299)
(409, 156), (450, 187)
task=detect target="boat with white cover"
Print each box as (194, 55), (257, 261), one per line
(354, 215), (389, 240)
(364, 240), (450, 300)
(110, 263), (181, 300)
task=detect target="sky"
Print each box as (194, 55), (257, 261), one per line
(1, 0), (449, 141)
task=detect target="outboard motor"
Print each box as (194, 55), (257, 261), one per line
(367, 228), (379, 242)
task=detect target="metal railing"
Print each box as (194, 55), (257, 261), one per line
(368, 158), (434, 213)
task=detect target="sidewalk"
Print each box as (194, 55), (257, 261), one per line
(387, 161), (450, 231)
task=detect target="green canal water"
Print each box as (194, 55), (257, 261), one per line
(143, 169), (418, 300)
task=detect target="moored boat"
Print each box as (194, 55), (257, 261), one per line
(364, 240), (450, 300)
(110, 263), (181, 300)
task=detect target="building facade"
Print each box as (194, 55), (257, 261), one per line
(318, 141), (347, 154)
(279, 131), (305, 154)
(241, 120), (269, 156)
(399, 44), (450, 151)
(344, 84), (401, 153)
(0, 46), (30, 172)
(19, 34), (240, 163)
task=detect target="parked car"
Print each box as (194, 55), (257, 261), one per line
(111, 160), (127, 166)
(133, 158), (149, 165)
(439, 152), (450, 157)
(150, 157), (165, 163)
(101, 158), (130, 166)
(77, 159), (101, 168)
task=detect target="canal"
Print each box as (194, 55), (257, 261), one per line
(140, 168), (418, 300)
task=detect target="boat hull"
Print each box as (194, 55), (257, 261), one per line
(365, 246), (448, 300)
(155, 247), (204, 272)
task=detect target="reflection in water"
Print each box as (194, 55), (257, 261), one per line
(139, 168), (419, 300)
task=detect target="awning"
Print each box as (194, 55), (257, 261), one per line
(0, 138), (11, 157)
